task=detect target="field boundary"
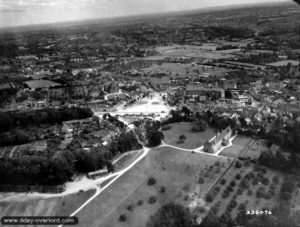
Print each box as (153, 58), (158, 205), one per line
(203, 157), (235, 199)
(238, 138), (255, 159)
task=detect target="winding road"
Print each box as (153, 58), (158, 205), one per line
(57, 130), (237, 227)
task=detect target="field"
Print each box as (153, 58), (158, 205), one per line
(220, 145), (244, 158)
(240, 139), (269, 160)
(0, 190), (95, 227)
(141, 62), (229, 77)
(266, 60), (300, 67)
(162, 122), (216, 149)
(24, 80), (61, 90)
(219, 136), (253, 158)
(75, 146), (230, 227)
(155, 45), (235, 59)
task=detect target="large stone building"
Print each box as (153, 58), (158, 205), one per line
(179, 85), (225, 99)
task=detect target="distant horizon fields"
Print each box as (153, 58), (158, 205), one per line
(0, 1), (294, 33)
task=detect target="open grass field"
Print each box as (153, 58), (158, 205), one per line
(24, 79), (61, 90)
(219, 145), (244, 158)
(219, 136), (253, 158)
(232, 135), (252, 147)
(142, 62), (229, 77)
(0, 190), (95, 227)
(162, 122), (216, 149)
(75, 146), (229, 227)
(266, 60), (300, 67)
(155, 45), (235, 59)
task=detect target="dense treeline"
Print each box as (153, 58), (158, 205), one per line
(0, 152), (73, 185)
(205, 26), (254, 39)
(239, 53), (279, 65)
(0, 107), (93, 147)
(0, 129), (33, 147)
(0, 107), (93, 133)
(0, 130), (141, 186)
(0, 42), (19, 57)
(259, 120), (300, 172)
(265, 119), (300, 152)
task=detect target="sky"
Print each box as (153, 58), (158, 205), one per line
(0, 0), (290, 28)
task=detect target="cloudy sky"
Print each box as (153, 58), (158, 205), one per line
(0, 0), (289, 28)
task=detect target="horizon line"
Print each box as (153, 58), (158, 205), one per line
(0, 1), (293, 33)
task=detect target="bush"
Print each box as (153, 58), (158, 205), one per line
(215, 167), (221, 174)
(240, 179), (250, 189)
(261, 167), (267, 174)
(256, 187), (265, 198)
(148, 196), (158, 204)
(215, 161), (221, 166)
(160, 186), (166, 193)
(179, 134), (187, 140)
(235, 174), (242, 180)
(220, 179), (226, 185)
(229, 200), (238, 209)
(237, 188), (243, 195)
(269, 188), (275, 197)
(126, 204), (134, 211)
(137, 200), (143, 206)
(252, 178), (259, 186)
(205, 193), (214, 203)
(119, 214), (127, 222)
(247, 189), (253, 196)
(198, 177), (205, 184)
(227, 186), (234, 192)
(230, 181), (236, 187)
(215, 186), (221, 192)
(235, 161), (242, 168)
(238, 203), (246, 211)
(147, 177), (156, 186)
(281, 191), (292, 201)
(222, 191), (229, 199)
(262, 177), (270, 185)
